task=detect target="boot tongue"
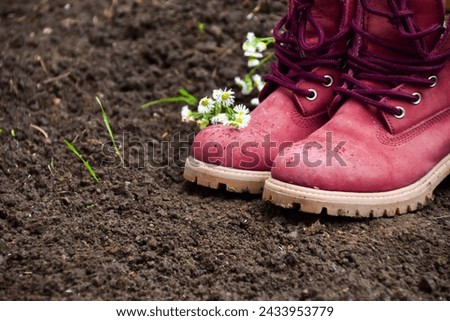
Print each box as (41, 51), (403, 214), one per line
(287, 0), (342, 47)
(362, 0), (445, 59)
(306, 0), (342, 46)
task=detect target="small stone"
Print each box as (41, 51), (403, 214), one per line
(418, 277), (435, 294)
(52, 97), (61, 106)
(0, 209), (7, 219)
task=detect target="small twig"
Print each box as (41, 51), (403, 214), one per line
(71, 129), (87, 145)
(48, 158), (55, 176)
(434, 215), (450, 220)
(27, 92), (47, 105)
(43, 71), (71, 84)
(35, 55), (49, 75)
(104, 0), (118, 20)
(9, 79), (19, 96)
(216, 43), (240, 59)
(30, 124), (49, 139)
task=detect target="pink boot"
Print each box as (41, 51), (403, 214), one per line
(265, 0), (450, 217)
(184, 0), (356, 194)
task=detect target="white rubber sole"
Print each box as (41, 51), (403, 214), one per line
(183, 156), (271, 194)
(263, 153), (450, 218)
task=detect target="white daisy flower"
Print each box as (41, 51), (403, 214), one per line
(252, 74), (262, 83)
(197, 96), (214, 113)
(256, 41), (267, 52)
(243, 35), (258, 55)
(181, 105), (194, 123)
(212, 89), (221, 100)
(250, 98), (260, 106)
(211, 113), (229, 125)
(246, 32), (256, 42)
(234, 77), (252, 95)
(244, 51), (263, 59)
(252, 74), (265, 92)
(233, 114), (251, 129)
(233, 104), (250, 116)
(213, 88), (235, 107)
(247, 57), (261, 68)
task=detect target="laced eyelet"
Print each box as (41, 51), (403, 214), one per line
(428, 75), (438, 88)
(338, 58), (347, 70)
(394, 106), (406, 119)
(322, 75), (333, 87)
(306, 89), (318, 101)
(412, 92), (422, 105)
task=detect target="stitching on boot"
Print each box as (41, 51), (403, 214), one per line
(290, 110), (329, 128)
(376, 107), (450, 146)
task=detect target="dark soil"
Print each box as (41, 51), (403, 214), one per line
(0, 0), (449, 301)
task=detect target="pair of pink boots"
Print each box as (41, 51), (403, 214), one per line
(184, 0), (450, 218)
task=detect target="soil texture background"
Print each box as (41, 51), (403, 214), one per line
(0, 0), (449, 300)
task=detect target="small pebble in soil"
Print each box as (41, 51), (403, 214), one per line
(418, 277), (436, 294)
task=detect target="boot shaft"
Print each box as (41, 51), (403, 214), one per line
(284, 0), (356, 48)
(286, 0), (356, 47)
(262, 0), (356, 103)
(337, 0), (450, 134)
(356, 0), (445, 59)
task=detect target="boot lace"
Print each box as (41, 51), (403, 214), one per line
(336, 0), (450, 116)
(265, 0), (350, 98)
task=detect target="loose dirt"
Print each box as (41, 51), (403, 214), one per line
(0, 0), (449, 300)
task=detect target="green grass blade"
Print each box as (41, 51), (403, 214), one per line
(177, 88), (199, 105)
(64, 139), (100, 183)
(141, 88), (198, 109)
(96, 97), (122, 161)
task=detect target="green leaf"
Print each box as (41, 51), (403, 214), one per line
(197, 22), (205, 33)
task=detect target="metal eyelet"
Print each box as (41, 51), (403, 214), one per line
(428, 75), (438, 88)
(306, 89), (318, 101)
(412, 92), (422, 105)
(394, 106), (406, 119)
(338, 58), (347, 70)
(322, 75), (333, 87)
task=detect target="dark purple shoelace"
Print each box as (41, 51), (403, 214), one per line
(265, 0), (350, 98)
(336, 0), (450, 116)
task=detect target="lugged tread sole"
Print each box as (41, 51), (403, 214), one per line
(183, 156), (270, 194)
(263, 154), (450, 218)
